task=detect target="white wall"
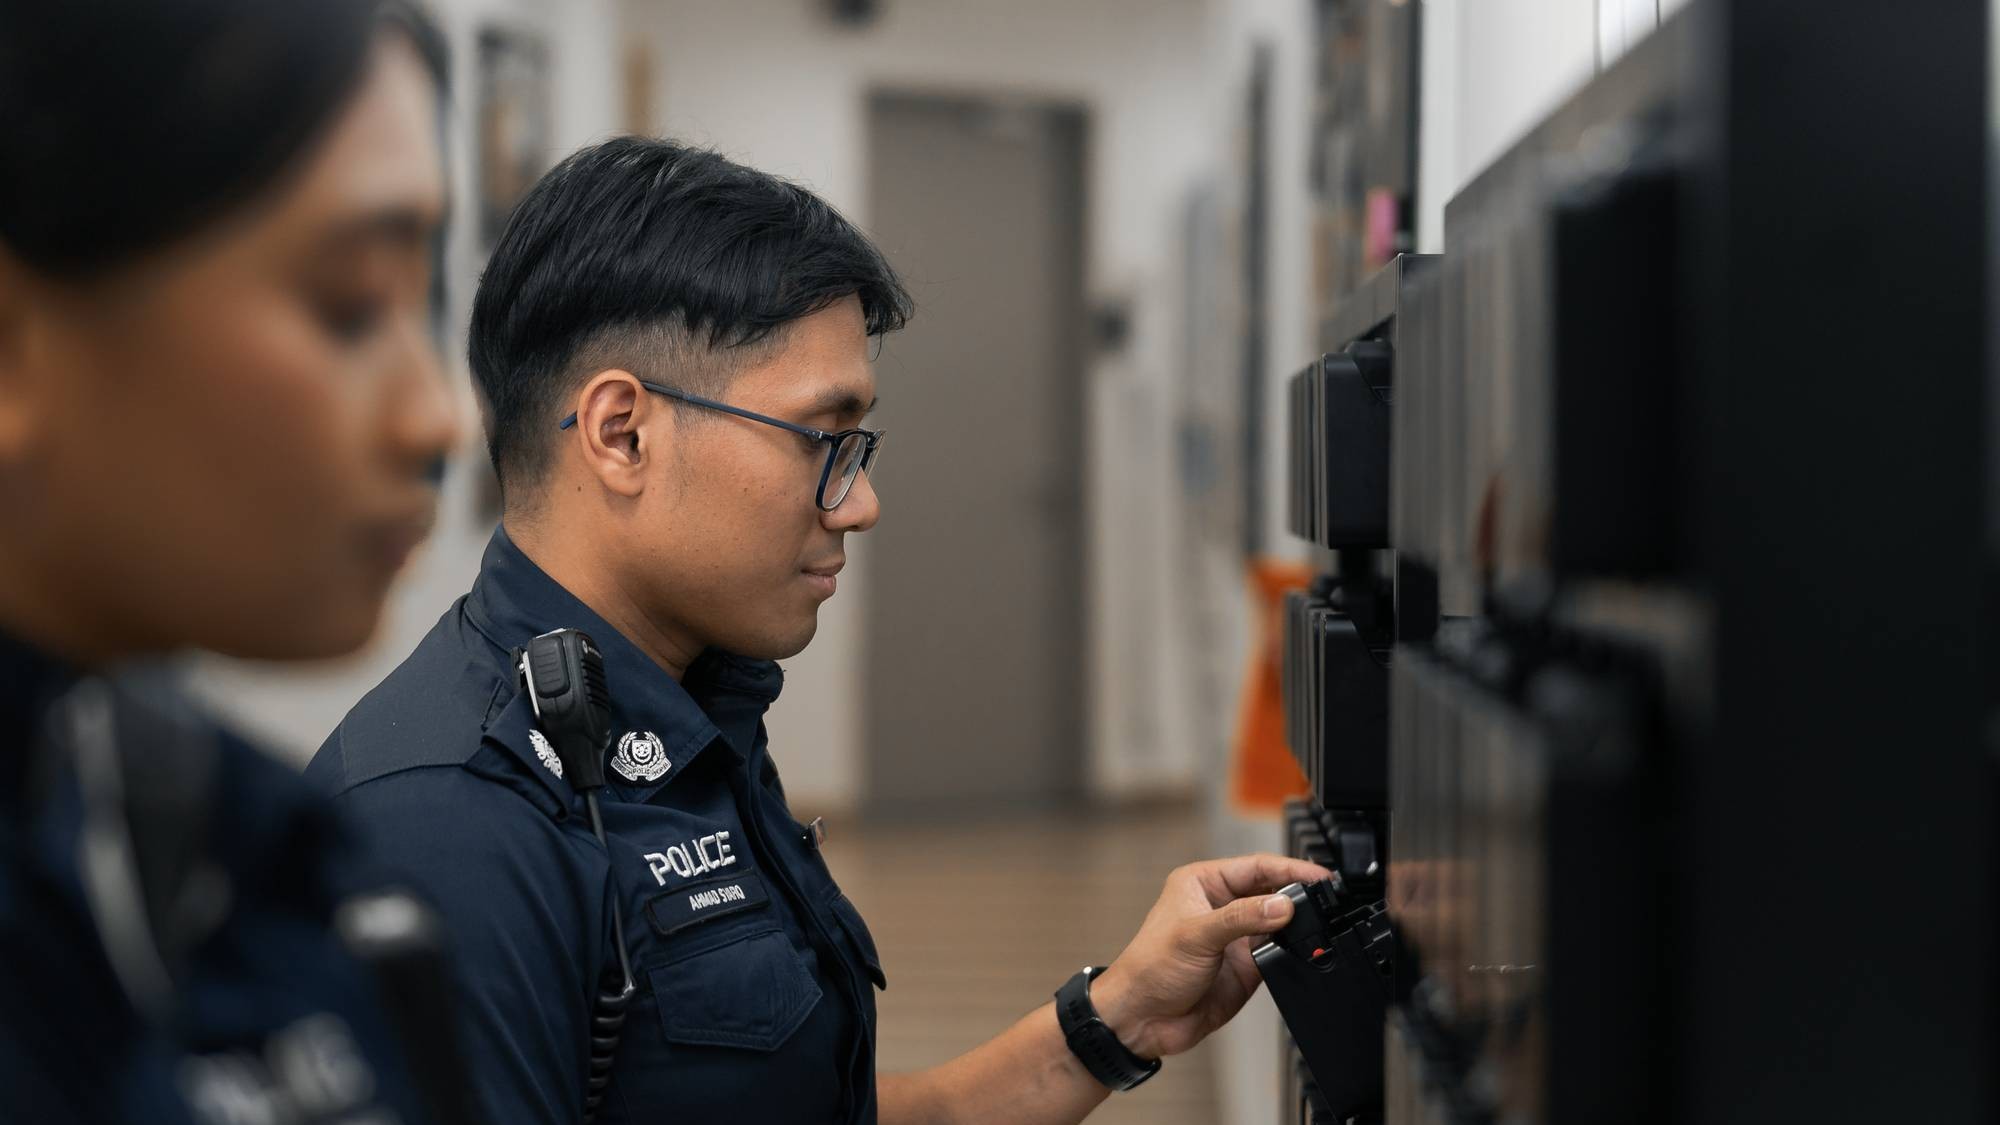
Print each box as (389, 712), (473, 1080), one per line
(1417, 0), (1601, 248)
(1598, 0), (1665, 68)
(187, 0), (625, 762)
(1420, 0), (1688, 240)
(621, 0), (1244, 810)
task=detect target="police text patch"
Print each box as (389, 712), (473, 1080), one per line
(643, 831), (736, 886)
(646, 871), (771, 937)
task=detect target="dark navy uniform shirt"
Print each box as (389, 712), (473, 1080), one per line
(307, 528), (885, 1125)
(0, 630), (437, 1125)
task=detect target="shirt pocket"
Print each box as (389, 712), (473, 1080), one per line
(826, 892), (887, 991)
(646, 928), (823, 1051)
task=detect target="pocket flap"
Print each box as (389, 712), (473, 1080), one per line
(648, 929), (822, 1051)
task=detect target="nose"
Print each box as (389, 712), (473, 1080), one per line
(823, 465), (881, 532)
(382, 312), (461, 475)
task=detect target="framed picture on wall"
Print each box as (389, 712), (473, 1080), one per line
(1310, 0), (1420, 318)
(1240, 44), (1272, 561)
(477, 26), (552, 248)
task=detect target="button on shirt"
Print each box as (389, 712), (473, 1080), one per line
(307, 528), (886, 1125)
(0, 630), (437, 1125)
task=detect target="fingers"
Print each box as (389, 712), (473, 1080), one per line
(1181, 854), (1335, 908)
(1219, 936), (1262, 999)
(1195, 938), (1264, 1033)
(1178, 887), (1296, 956)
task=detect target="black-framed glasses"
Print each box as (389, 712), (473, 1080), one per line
(559, 380), (885, 512)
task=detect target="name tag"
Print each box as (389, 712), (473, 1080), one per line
(646, 871), (771, 937)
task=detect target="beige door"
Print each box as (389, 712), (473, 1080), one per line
(862, 92), (1088, 816)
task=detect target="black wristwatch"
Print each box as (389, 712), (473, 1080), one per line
(1054, 966), (1162, 1092)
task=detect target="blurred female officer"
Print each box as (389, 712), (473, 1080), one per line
(0, 1), (463, 1122)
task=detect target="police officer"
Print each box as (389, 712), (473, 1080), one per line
(309, 137), (1332, 1125)
(0, 2), (467, 1121)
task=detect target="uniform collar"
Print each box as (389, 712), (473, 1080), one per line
(462, 526), (783, 805)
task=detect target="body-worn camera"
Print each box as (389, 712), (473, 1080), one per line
(512, 628), (633, 1125)
(1254, 879), (1412, 1120)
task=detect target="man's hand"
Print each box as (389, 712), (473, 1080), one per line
(1087, 854), (1334, 1060)
(877, 853), (1336, 1125)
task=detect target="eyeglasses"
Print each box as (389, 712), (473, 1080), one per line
(559, 381), (885, 512)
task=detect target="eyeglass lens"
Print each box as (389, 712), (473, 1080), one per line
(823, 432), (878, 509)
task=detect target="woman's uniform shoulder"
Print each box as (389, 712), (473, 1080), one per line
(0, 664), (455, 1125)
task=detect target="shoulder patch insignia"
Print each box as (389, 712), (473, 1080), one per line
(611, 730), (670, 783)
(528, 729), (564, 778)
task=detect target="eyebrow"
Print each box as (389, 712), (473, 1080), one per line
(804, 388), (879, 420)
(319, 203), (444, 252)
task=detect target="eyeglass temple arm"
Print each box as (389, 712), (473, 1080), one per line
(558, 380), (830, 441)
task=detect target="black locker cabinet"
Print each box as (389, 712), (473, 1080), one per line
(1264, 3), (1993, 1122)
(1274, 253), (1435, 1125)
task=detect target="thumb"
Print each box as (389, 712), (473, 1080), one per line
(1180, 892), (1293, 956)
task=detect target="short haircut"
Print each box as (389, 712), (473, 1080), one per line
(467, 136), (913, 497)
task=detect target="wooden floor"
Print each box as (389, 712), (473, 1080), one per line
(818, 802), (1224, 1125)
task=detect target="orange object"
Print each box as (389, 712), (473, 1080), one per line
(1229, 558), (1314, 814)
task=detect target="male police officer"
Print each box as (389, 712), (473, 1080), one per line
(307, 137), (1330, 1125)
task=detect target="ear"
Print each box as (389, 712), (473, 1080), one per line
(569, 368), (667, 499)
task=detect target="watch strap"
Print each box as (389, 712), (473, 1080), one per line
(1053, 966), (1162, 1092)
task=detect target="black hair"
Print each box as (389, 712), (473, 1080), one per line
(0, 0), (447, 279)
(467, 136), (914, 493)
